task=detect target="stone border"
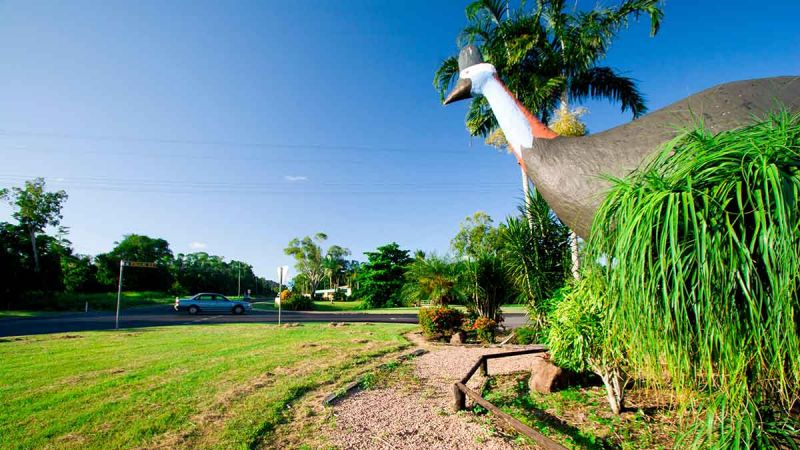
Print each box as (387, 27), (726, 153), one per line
(322, 348), (428, 406)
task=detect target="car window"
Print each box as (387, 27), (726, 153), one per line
(197, 294), (211, 301)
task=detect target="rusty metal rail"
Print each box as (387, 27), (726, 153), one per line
(453, 346), (568, 450)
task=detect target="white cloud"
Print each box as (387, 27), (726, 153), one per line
(284, 175), (308, 182)
(189, 241), (207, 250)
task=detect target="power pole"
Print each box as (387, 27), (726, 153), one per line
(115, 260), (124, 329)
(237, 263), (241, 298)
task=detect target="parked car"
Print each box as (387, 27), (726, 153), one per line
(174, 293), (253, 315)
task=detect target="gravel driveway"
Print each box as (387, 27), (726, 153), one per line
(329, 334), (540, 450)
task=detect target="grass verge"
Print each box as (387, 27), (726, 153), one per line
(0, 322), (414, 449)
(252, 301), (527, 315)
(0, 310), (60, 320)
(13, 290), (176, 312)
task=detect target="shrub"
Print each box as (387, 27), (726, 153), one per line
(472, 316), (497, 344)
(464, 252), (511, 322)
(418, 306), (464, 340)
(280, 291), (314, 311)
(332, 290), (347, 302)
(590, 112), (800, 445)
(548, 270), (626, 415)
(514, 326), (545, 345)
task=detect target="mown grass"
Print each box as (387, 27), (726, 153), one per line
(0, 310), (59, 319)
(253, 300), (527, 315)
(16, 290), (175, 312)
(0, 323), (414, 449)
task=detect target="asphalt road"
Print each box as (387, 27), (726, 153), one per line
(0, 305), (527, 338)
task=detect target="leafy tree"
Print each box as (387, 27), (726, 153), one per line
(284, 233), (348, 297)
(353, 242), (412, 308)
(61, 254), (100, 293)
(1, 178), (68, 273)
(322, 245), (351, 294)
(434, 0), (662, 137)
(0, 222), (69, 303)
(402, 254), (464, 307)
(95, 234), (174, 291)
(499, 190), (570, 325)
(171, 252), (257, 296)
(451, 211), (502, 259)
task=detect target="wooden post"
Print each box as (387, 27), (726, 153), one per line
(480, 358), (488, 377)
(453, 383), (466, 411)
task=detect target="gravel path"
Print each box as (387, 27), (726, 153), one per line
(329, 333), (541, 450)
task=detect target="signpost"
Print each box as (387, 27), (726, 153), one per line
(276, 265), (289, 325)
(116, 261), (158, 329)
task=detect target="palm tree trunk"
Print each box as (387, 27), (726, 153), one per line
(570, 233), (580, 279)
(559, 92), (581, 279)
(522, 166), (534, 229)
(29, 228), (40, 273)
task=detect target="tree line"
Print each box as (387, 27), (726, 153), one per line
(285, 189), (571, 314)
(0, 178), (277, 309)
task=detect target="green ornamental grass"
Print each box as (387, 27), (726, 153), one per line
(589, 111), (800, 448)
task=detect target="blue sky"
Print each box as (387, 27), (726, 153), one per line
(1, 0), (798, 280)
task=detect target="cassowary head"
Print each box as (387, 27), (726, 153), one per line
(442, 45), (495, 105)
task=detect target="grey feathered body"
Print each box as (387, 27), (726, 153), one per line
(523, 76), (800, 238)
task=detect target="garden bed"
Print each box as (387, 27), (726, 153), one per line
(481, 372), (680, 449)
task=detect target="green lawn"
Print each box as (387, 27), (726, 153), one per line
(0, 310), (58, 320)
(0, 323), (414, 449)
(253, 300), (527, 315)
(17, 290), (176, 312)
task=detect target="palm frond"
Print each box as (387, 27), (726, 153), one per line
(433, 56), (459, 102)
(569, 66), (647, 118)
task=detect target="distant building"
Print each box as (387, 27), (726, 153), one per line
(313, 286), (352, 300)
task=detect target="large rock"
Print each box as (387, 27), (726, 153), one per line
(450, 331), (466, 344)
(529, 354), (565, 394)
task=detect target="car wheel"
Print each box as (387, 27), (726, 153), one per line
(233, 305), (244, 315)
(188, 305), (199, 315)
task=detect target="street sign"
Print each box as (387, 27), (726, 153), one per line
(277, 265), (289, 281)
(276, 266), (289, 326)
(125, 261), (158, 268)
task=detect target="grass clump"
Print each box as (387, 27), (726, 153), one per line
(589, 111), (800, 448)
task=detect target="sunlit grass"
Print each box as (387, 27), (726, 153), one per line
(0, 323), (414, 449)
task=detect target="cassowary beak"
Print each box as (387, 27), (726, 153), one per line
(443, 79), (473, 105)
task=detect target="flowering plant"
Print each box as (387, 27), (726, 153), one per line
(418, 306), (464, 340)
(472, 316), (497, 343)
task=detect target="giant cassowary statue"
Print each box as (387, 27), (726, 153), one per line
(443, 45), (800, 238)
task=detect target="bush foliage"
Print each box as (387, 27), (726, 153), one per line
(590, 112), (800, 446)
(418, 306), (464, 339)
(280, 291), (314, 311)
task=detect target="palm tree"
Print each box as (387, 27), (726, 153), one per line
(500, 189), (570, 327)
(402, 254), (464, 307)
(434, 0), (663, 274)
(323, 245), (350, 301)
